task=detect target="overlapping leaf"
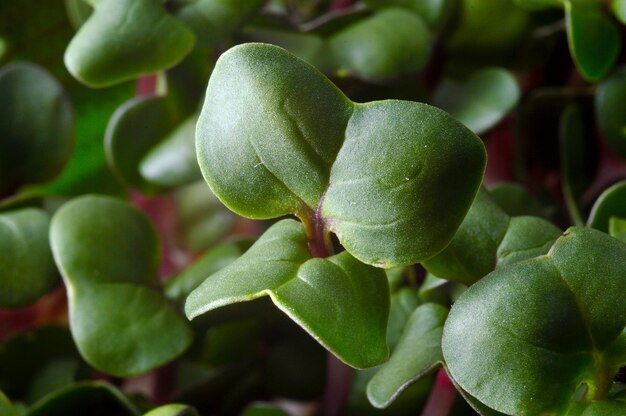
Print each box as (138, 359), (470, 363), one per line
(186, 220), (390, 368)
(196, 43), (485, 267)
(50, 196), (192, 376)
(443, 227), (626, 415)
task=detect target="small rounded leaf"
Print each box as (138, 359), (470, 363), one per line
(64, 0), (195, 87)
(588, 181), (626, 232)
(595, 67), (626, 159)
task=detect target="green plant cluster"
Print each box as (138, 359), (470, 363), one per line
(0, 0), (625, 415)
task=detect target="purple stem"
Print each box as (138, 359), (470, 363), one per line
(420, 369), (457, 416)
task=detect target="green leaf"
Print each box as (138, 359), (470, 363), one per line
(175, 181), (236, 251)
(0, 326), (79, 401)
(0, 63), (73, 197)
(487, 182), (551, 219)
(328, 8), (431, 81)
(613, 0), (626, 24)
(139, 115), (203, 188)
(185, 219), (390, 368)
(446, 0), (530, 54)
(560, 104), (597, 225)
(64, 0), (195, 87)
(588, 181), (626, 232)
(513, 0), (563, 10)
(595, 67), (626, 159)
(50, 195), (192, 376)
(0, 390), (17, 416)
(26, 381), (139, 416)
(423, 189), (560, 284)
(0, 208), (58, 308)
(367, 303), (448, 408)
(386, 288), (421, 350)
(609, 217), (626, 243)
(443, 227), (626, 415)
(165, 237), (252, 301)
(197, 43), (486, 267)
(143, 404), (198, 416)
(568, 400), (626, 415)
(433, 67), (520, 135)
(105, 95), (179, 193)
(26, 359), (79, 404)
(365, 0), (454, 29)
(241, 403), (288, 416)
(565, 0), (621, 81)
(174, 0), (263, 48)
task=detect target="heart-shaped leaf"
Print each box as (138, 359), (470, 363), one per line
(423, 189), (562, 284)
(595, 67), (626, 159)
(0, 63), (73, 197)
(143, 404), (199, 416)
(609, 217), (626, 243)
(197, 43), (486, 267)
(367, 303), (448, 409)
(26, 381), (139, 416)
(328, 8), (431, 81)
(443, 227), (626, 415)
(0, 208), (58, 308)
(64, 0), (195, 87)
(588, 181), (626, 232)
(565, 0), (620, 81)
(50, 195), (192, 376)
(185, 219), (390, 368)
(105, 95), (178, 193)
(433, 67), (520, 135)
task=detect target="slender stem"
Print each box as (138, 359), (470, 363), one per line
(420, 369), (457, 416)
(300, 205), (333, 258)
(330, 0), (354, 11)
(318, 353), (353, 416)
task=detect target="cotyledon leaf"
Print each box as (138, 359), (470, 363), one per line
(0, 63), (73, 197)
(433, 67), (520, 135)
(595, 67), (626, 159)
(0, 390), (17, 416)
(50, 195), (192, 377)
(588, 181), (626, 232)
(196, 43), (486, 268)
(422, 188), (562, 285)
(0, 208), (58, 308)
(443, 227), (626, 415)
(185, 219), (390, 368)
(367, 303), (448, 409)
(565, 0), (620, 82)
(64, 0), (195, 87)
(143, 404), (199, 416)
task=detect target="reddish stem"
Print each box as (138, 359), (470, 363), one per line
(318, 353), (353, 416)
(330, 0), (354, 11)
(136, 74), (158, 97)
(420, 369), (457, 416)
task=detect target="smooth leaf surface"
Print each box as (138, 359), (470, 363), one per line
(143, 404), (198, 416)
(186, 219), (390, 368)
(367, 303), (448, 408)
(140, 115), (202, 188)
(0, 208), (58, 308)
(197, 43), (485, 267)
(595, 67), (626, 159)
(26, 381), (139, 416)
(365, 0), (453, 29)
(165, 237), (252, 301)
(565, 0), (620, 81)
(105, 95), (178, 193)
(588, 181), (626, 232)
(50, 195), (191, 376)
(609, 217), (626, 243)
(64, 0), (195, 87)
(386, 288), (421, 350)
(613, 0), (626, 23)
(488, 182), (551, 219)
(568, 400), (626, 416)
(433, 68), (520, 135)
(174, 0), (263, 48)
(328, 8), (431, 81)
(0, 63), (73, 197)
(443, 227), (626, 415)
(423, 189), (561, 284)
